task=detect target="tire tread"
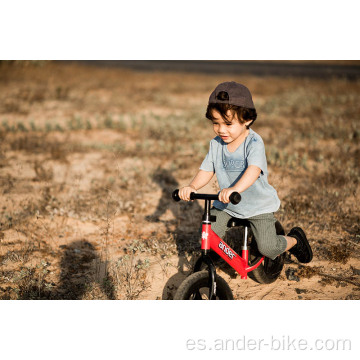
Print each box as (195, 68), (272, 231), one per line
(174, 270), (233, 300)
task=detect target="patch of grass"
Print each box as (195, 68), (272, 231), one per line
(7, 134), (69, 162)
(34, 160), (53, 182)
(267, 146), (309, 169)
(0, 174), (15, 194)
(55, 86), (69, 100)
(110, 254), (150, 300)
(296, 265), (320, 279)
(103, 115), (114, 129)
(17, 122), (28, 132)
(321, 243), (351, 264)
(0, 187), (56, 231)
(9, 261), (54, 300)
(67, 115), (85, 130)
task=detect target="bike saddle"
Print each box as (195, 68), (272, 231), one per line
(227, 218), (251, 228)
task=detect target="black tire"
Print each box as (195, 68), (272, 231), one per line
(174, 270), (233, 300)
(247, 221), (286, 284)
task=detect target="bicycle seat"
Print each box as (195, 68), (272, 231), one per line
(227, 217), (251, 228)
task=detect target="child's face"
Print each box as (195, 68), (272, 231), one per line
(211, 110), (252, 145)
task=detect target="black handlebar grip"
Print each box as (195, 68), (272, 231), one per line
(172, 189), (241, 205)
(172, 189), (181, 202)
(229, 192), (241, 205)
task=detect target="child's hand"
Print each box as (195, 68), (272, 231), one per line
(178, 185), (196, 201)
(219, 187), (238, 204)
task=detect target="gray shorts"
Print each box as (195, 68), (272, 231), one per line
(210, 208), (287, 260)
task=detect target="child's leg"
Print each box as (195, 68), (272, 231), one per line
(247, 213), (288, 260)
(208, 210), (295, 249)
(208, 207), (233, 240)
(284, 236), (297, 251)
(248, 213), (312, 263)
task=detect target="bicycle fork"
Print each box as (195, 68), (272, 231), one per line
(193, 198), (218, 299)
(194, 252), (217, 300)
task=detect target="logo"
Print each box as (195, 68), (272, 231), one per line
(218, 241), (236, 260)
(202, 232), (209, 241)
(223, 159), (245, 171)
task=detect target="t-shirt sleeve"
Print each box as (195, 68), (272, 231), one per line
(199, 140), (215, 173)
(247, 137), (267, 174)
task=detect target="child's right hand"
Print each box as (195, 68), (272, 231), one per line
(178, 185), (196, 201)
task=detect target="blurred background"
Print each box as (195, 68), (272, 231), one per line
(0, 60), (359, 300)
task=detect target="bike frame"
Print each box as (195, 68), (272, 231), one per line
(200, 222), (265, 279)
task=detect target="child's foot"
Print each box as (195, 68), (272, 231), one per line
(287, 227), (313, 263)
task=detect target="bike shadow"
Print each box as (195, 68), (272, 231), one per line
(146, 167), (205, 299)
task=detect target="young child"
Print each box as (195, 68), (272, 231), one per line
(179, 81), (313, 263)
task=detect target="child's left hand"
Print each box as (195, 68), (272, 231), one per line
(218, 187), (238, 204)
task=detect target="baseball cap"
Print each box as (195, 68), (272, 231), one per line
(208, 81), (255, 109)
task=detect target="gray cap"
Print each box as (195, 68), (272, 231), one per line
(208, 81), (255, 109)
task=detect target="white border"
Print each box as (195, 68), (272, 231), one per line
(1, 0), (359, 59)
(0, 301), (358, 359)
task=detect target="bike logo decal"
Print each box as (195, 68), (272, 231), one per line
(202, 232), (209, 240)
(218, 241), (236, 260)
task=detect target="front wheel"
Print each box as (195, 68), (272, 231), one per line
(174, 270), (233, 300)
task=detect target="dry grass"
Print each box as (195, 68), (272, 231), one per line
(0, 61), (359, 299)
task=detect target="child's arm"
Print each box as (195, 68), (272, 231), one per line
(218, 165), (261, 203)
(179, 170), (214, 201)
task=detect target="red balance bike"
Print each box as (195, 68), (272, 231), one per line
(172, 189), (286, 300)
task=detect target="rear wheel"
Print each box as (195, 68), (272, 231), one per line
(247, 221), (286, 284)
(174, 270), (233, 300)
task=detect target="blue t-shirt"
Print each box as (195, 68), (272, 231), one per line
(199, 128), (280, 219)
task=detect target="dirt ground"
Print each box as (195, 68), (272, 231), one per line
(0, 61), (359, 300)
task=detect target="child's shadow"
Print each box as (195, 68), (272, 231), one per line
(55, 240), (115, 300)
(145, 168), (204, 299)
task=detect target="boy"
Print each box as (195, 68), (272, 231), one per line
(179, 81), (312, 263)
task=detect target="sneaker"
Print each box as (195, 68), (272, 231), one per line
(288, 227), (313, 263)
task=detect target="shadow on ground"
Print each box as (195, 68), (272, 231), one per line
(54, 240), (115, 300)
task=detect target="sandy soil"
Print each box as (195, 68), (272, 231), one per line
(0, 61), (359, 300)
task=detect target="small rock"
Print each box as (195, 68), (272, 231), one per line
(285, 268), (300, 282)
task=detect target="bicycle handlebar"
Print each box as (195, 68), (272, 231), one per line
(172, 189), (241, 205)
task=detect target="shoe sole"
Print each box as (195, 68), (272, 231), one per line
(289, 227), (313, 263)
